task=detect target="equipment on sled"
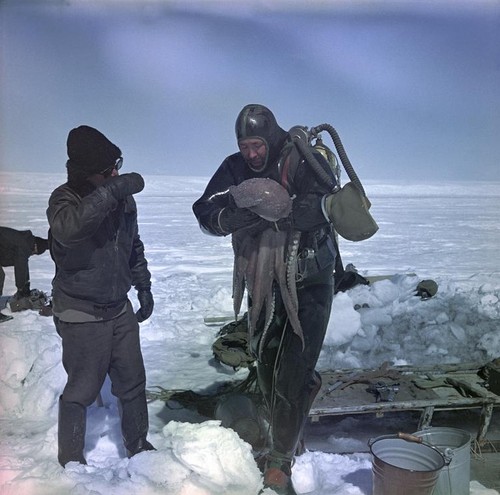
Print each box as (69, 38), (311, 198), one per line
(281, 123), (378, 242)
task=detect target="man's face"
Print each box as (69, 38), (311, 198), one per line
(238, 138), (268, 172)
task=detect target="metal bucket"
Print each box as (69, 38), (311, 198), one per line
(412, 427), (471, 495)
(369, 433), (447, 495)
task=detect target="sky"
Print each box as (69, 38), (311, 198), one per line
(0, 0), (499, 181)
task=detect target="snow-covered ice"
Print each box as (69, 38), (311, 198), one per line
(1, 172), (499, 494)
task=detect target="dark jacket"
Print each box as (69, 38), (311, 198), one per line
(47, 181), (151, 320)
(192, 142), (338, 278)
(0, 226), (36, 293)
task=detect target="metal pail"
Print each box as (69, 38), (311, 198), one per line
(369, 434), (447, 495)
(413, 427), (471, 495)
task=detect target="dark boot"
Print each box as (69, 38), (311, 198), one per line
(121, 392), (156, 457)
(296, 370), (322, 456)
(58, 396), (87, 467)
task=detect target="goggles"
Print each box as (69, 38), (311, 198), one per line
(100, 156), (123, 176)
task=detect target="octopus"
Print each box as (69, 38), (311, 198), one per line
(229, 178), (304, 355)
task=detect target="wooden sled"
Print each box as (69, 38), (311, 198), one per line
(310, 361), (500, 445)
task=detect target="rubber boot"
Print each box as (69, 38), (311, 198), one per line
(121, 392), (156, 457)
(296, 370), (322, 456)
(58, 396), (87, 467)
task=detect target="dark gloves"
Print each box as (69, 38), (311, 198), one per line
(104, 173), (145, 201)
(218, 206), (263, 234)
(136, 288), (154, 322)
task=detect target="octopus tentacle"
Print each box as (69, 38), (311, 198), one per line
(276, 232), (304, 348)
(257, 288), (276, 359)
(231, 234), (250, 319)
(232, 229), (303, 346)
(248, 229), (275, 335)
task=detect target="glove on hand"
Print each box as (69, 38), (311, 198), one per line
(218, 206), (263, 234)
(104, 173), (144, 201)
(136, 288), (154, 322)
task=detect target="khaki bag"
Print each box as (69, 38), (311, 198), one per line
(324, 181), (379, 241)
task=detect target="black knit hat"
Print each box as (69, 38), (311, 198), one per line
(66, 125), (121, 177)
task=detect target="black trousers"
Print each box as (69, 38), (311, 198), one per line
(55, 301), (146, 407)
(250, 268), (334, 461)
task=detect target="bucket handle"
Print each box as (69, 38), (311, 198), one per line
(368, 433), (422, 447)
(397, 432), (423, 444)
(405, 431), (456, 463)
(368, 433), (452, 466)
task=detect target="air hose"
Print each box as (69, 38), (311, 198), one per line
(291, 123), (366, 197)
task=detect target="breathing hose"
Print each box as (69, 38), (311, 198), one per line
(292, 136), (337, 192)
(291, 123), (366, 197)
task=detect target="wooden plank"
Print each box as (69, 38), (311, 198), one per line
(445, 377), (489, 398)
(320, 362), (488, 376)
(310, 396), (499, 417)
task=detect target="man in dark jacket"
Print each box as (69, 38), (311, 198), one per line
(47, 125), (155, 467)
(1, 226), (48, 321)
(0, 226), (48, 298)
(193, 104), (338, 495)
